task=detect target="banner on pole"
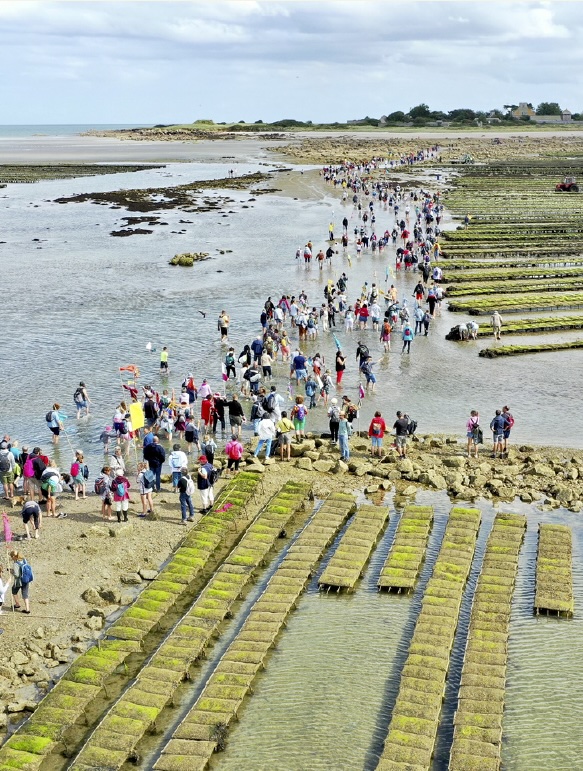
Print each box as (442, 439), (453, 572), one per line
(129, 402), (145, 430)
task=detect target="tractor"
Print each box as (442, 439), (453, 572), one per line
(555, 176), (579, 192)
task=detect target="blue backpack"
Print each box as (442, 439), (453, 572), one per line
(20, 560), (34, 584)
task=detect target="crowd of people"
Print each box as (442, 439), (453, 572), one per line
(0, 159), (520, 620)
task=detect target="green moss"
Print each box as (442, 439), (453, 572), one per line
(100, 715), (149, 736)
(65, 667), (103, 686)
(385, 728), (434, 752)
(114, 701), (160, 723)
(72, 744), (128, 768)
(0, 748), (45, 770)
(4, 736), (53, 756)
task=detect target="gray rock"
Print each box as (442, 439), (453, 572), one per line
(10, 652), (28, 668)
(84, 615), (104, 631)
(81, 588), (105, 606)
(313, 460), (334, 473)
(419, 470), (447, 489)
(304, 451), (321, 462)
(120, 573), (142, 585)
(400, 485), (418, 497)
(87, 525), (110, 537)
(365, 484), (380, 494)
(99, 588), (121, 604)
(6, 701), (31, 713)
(32, 627), (45, 640)
(443, 456), (466, 469)
(399, 459), (414, 474)
(333, 460), (349, 474)
(138, 569), (158, 581)
(297, 457), (313, 471)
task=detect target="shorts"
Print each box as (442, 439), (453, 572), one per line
(295, 369), (307, 380)
(371, 436), (382, 448)
(396, 435), (408, 449)
(365, 373), (377, 384)
(0, 472), (14, 486)
(230, 416), (243, 427)
(494, 433), (504, 443)
(12, 582), (29, 600)
(160, 362), (168, 370)
(50, 426), (60, 436)
(75, 400), (87, 409)
(466, 431), (475, 439)
(503, 429), (511, 440)
(22, 509), (40, 528)
(72, 474), (85, 485)
(220, 326), (228, 337)
(293, 419), (306, 431)
(103, 495), (113, 506)
(280, 433), (293, 445)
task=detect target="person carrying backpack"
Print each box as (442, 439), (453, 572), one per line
(111, 473), (131, 523)
(197, 455), (215, 514)
(46, 403), (63, 445)
(169, 444), (188, 491)
(10, 550), (33, 613)
(327, 398), (341, 443)
(177, 468), (196, 524)
(73, 382), (91, 419)
(291, 396), (308, 441)
(70, 450), (88, 500)
(95, 466), (114, 521)
(0, 441), (16, 501)
(225, 435), (244, 473)
(136, 461), (155, 518)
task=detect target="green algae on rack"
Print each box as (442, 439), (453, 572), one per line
(479, 340), (583, 358)
(375, 507), (482, 771)
(0, 473), (263, 771)
(68, 481), (312, 771)
(448, 291), (583, 315)
(318, 503), (390, 592)
(377, 505), (434, 592)
(448, 512), (527, 771)
(446, 315), (583, 340)
(152, 492), (357, 771)
(534, 524), (574, 617)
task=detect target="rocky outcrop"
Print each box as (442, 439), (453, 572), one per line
(169, 251), (209, 266)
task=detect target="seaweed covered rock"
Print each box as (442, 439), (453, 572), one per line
(169, 252), (210, 266)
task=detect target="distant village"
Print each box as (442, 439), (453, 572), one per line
(347, 102), (579, 127)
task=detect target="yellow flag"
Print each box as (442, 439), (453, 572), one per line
(129, 402), (145, 430)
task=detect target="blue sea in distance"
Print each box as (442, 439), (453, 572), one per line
(0, 124), (151, 138)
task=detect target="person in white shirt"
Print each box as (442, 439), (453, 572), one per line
(254, 417), (276, 459)
(169, 444), (188, 491)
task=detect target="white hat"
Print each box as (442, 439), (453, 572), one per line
(331, 398), (338, 405)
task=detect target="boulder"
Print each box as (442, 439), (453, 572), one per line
(81, 588), (105, 606)
(120, 573), (142, 585)
(443, 456), (466, 469)
(333, 460), (349, 474)
(313, 460), (334, 473)
(365, 484), (380, 494)
(495, 487), (517, 499)
(84, 616), (104, 631)
(400, 485), (418, 497)
(398, 459), (414, 474)
(305, 451), (321, 462)
(297, 457), (313, 471)
(290, 439), (316, 457)
(6, 702), (32, 714)
(99, 588), (122, 604)
(111, 524), (133, 537)
(87, 525), (110, 538)
(138, 569), (158, 581)
(419, 470), (447, 490)
(526, 463), (555, 478)
(10, 652), (28, 668)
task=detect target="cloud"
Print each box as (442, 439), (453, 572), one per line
(0, 1), (582, 122)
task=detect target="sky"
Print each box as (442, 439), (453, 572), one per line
(1, 0), (582, 125)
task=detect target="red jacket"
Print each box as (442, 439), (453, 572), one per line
(368, 417), (386, 438)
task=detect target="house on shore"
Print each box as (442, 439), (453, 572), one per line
(511, 102), (572, 123)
